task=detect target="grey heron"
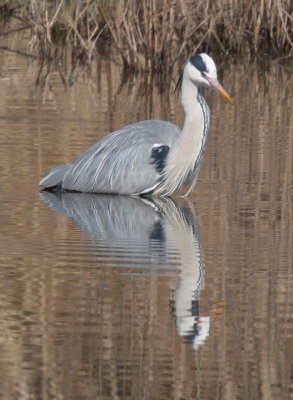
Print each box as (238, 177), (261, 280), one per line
(39, 53), (233, 196)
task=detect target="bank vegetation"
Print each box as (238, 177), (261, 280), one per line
(0, 0), (292, 71)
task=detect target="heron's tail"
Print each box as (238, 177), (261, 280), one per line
(39, 163), (70, 188)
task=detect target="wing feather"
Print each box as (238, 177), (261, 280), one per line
(54, 120), (181, 194)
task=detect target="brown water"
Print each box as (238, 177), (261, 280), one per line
(0, 41), (292, 400)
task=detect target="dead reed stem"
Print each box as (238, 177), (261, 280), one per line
(0, 0), (292, 71)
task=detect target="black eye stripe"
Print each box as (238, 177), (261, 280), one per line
(189, 55), (207, 73)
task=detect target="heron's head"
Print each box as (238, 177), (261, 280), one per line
(179, 53), (233, 104)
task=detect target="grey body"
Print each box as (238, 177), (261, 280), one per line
(40, 53), (231, 196)
(40, 120), (181, 195)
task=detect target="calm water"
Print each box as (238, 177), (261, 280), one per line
(0, 41), (292, 400)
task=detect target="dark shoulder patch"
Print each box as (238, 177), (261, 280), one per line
(189, 55), (207, 73)
(150, 144), (170, 173)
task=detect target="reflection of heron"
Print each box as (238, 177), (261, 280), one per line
(40, 53), (232, 196)
(40, 192), (210, 349)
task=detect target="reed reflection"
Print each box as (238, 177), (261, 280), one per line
(40, 192), (210, 349)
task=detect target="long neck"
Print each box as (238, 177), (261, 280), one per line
(155, 73), (210, 196)
(180, 76), (209, 160)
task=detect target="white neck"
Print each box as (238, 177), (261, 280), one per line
(180, 74), (206, 150)
(155, 71), (210, 196)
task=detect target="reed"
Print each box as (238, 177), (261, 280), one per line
(0, 0), (292, 71)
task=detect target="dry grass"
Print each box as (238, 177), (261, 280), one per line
(0, 0), (292, 71)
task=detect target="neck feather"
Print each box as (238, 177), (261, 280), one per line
(155, 72), (210, 196)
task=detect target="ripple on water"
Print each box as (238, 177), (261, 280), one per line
(0, 48), (292, 400)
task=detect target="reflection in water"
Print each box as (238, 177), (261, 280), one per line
(0, 32), (292, 399)
(40, 192), (209, 350)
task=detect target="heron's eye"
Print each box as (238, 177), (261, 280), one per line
(201, 72), (206, 77)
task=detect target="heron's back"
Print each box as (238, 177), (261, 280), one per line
(40, 120), (181, 194)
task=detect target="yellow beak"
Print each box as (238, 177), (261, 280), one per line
(204, 76), (233, 104)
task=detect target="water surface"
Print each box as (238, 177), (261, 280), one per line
(0, 39), (292, 399)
